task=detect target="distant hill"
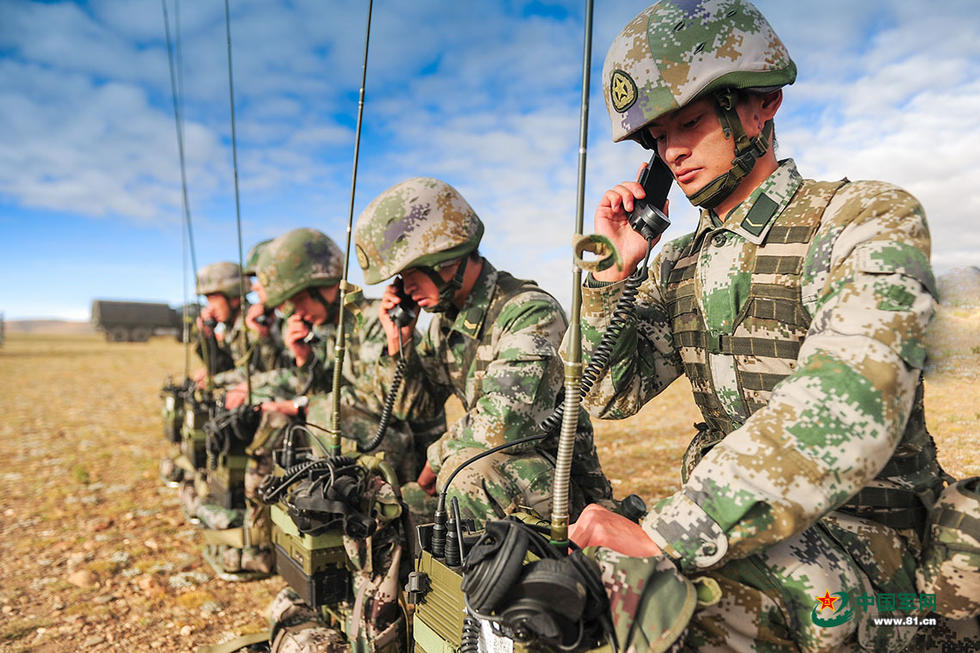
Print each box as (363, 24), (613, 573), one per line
(938, 266), (980, 308)
(4, 320), (96, 335)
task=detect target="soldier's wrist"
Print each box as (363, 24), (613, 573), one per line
(643, 491), (728, 573)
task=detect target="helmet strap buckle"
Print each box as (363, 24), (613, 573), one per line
(687, 94), (773, 209)
(418, 255), (470, 313)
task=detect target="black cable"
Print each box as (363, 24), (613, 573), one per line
(431, 432), (551, 558)
(459, 614), (481, 653)
(256, 455), (356, 505)
(357, 355), (407, 453)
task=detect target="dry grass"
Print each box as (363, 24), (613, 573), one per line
(0, 334), (281, 651)
(0, 304), (976, 650)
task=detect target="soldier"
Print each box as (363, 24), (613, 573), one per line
(193, 261), (247, 387)
(567, 1), (977, 651)
(224, 227), (443, 483)
(224, 228), (438, 649)
(209, 239), (292, 388)
(354, 177), (613, 527)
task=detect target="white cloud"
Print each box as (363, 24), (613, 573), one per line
(0, 59), (227, 221)
(1, 0), (978, 319)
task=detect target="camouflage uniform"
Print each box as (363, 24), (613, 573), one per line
(574, 1), (978, 650)
(208, 321), (289, 388)
(210, 239), (293, 387)
(301, 298), (446, 485)
(236, 229), (421, 650)
(356, 177), (612, 526)
(263, 473), (408, 653)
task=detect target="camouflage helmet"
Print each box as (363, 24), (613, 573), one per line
(196, 261), (245, 298)
(244, 238), (272, 276)
(603, 0), (796, 144)
(354, 177), (484, 285)
(257, 228), (344, 308)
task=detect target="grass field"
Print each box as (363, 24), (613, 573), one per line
(0, 308), (976, 650)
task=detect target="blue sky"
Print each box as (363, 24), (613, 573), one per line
(1, 0), (978, 320)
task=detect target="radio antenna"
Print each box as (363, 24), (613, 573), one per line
(223, 0), (252, 405)
(550, 0), (594, 546)
(326, 0), (374, 456)
(162, 0), (200, 380)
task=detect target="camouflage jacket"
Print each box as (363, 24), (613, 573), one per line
(377, 260), (610, 491)
(244, 298), (443, 477)
(244, 312), (340, 403)
(578, 159), (941, 573)
(246, 299), (437, 416)
(210, 316), (291, 388)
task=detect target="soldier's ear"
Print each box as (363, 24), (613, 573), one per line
(759, 89), (782, 120)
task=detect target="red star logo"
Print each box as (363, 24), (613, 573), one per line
(815, 590), (839, 612)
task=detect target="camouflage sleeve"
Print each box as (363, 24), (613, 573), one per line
(428, 294), (567, 474)
(240, 332), (336, 402)
(341, 301), (394, 416)
(194, 333), (235, 375)
(575, 239), (687, 419)
(207, 331), (289, 390)
(252, 333), (286, 373)
(644, 182), (938, 573)
(210, 367), (245, 388)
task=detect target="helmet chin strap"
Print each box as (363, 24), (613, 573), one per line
(686, 89), (774, 210)
(418, 256), (469, 314)
(312, 287), (339, 324)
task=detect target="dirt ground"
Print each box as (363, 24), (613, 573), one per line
(1, 309), (977, 651)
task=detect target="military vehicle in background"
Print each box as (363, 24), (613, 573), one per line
(90, 299), (195, 342)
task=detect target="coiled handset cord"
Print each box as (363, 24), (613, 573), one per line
(358, 327), (407, 453)
(539, 238), (655, 434)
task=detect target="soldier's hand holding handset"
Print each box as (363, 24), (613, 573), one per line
(378, 277), (418, 356)
(594, 158), (670, 282)
(284, 314), (314, 368)
(197, 304), (219, 338)
(245, 303), (271, 338)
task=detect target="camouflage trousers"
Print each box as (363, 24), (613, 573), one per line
(193, 412), (291, 577)
(402, 447), (593, 529)
(263, 507), (408, 653)
(195, 457), (276, 577)
(159, 447), (185, 485)
(595, 510), (980, 652)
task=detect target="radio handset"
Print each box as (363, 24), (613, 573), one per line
(387, 277), (418, 328)
(627, 154), (673, 242)
(253, 307), (274, 328)
(301, 319), (320, 345)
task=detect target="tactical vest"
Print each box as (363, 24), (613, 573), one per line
(664, 179), (944, 536)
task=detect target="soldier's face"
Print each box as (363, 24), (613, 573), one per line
(252, 280), (266, 304)
(401, 264), (454, 309)
(646, 93), (775, 198)
(287, 286), (339, 325)
(205, 293), (238, 322)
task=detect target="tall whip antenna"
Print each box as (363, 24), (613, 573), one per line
(327, 0), (374, 456)
(223, 0), (252, 406)
(550, 0), (594, 546)
(162, 0), (199, 379)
